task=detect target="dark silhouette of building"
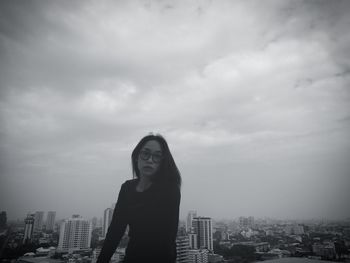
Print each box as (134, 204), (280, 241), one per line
(0, 211), (6, 229)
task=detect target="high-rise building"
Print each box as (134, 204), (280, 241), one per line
(97, 217), (103, 229)
(46, 211), (56, 231)
(188, 232), (198, 249)
(239, 216), (254, 228)
(23, 214), (35, 243)
(102, 207), (114, 238)
(91, 217), (98, 230)
(58, 215), (92, 253)
(34, 211), (44, 231)
(178, 225), (187, 236)
(188, 249), (208, 263)
(192, 217), (213, 252)
(176, 235), (190, 263)
(186, 211), (197, 233)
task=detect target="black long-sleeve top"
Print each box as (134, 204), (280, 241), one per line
(97, 178), (181, 263)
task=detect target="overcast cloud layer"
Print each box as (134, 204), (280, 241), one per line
(1, 0), (350, 221)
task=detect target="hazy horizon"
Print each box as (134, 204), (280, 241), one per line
(1, 1), (350, 222)
(6, 212), (350, 223)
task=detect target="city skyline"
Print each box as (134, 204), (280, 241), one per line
(1, 1), (350, 221)
(4, 209), (350, 224)
(2, 208), (349, 262)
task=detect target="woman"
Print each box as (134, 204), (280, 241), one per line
(97, 133), (182, 263)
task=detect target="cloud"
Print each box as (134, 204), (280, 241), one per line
(1, 0), (350, 220)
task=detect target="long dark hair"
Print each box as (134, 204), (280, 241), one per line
(131, 133), (181, 188)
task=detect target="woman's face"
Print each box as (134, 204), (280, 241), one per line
(137, 140), (163, 178)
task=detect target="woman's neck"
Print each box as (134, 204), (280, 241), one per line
(136, 176), (153, 192)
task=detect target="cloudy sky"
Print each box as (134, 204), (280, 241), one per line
(1, 0), (349, 222)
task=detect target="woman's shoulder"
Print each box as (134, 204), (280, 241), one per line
(122, 178), (138, 189)
(117, 179), (138, 196)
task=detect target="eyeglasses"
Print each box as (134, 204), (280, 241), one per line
(139, 150), (164, 164)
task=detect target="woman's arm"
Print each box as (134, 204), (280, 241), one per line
(96, 182), (128, 263)
(158, 185), (181, 259)
(166, 185), (181, 243)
